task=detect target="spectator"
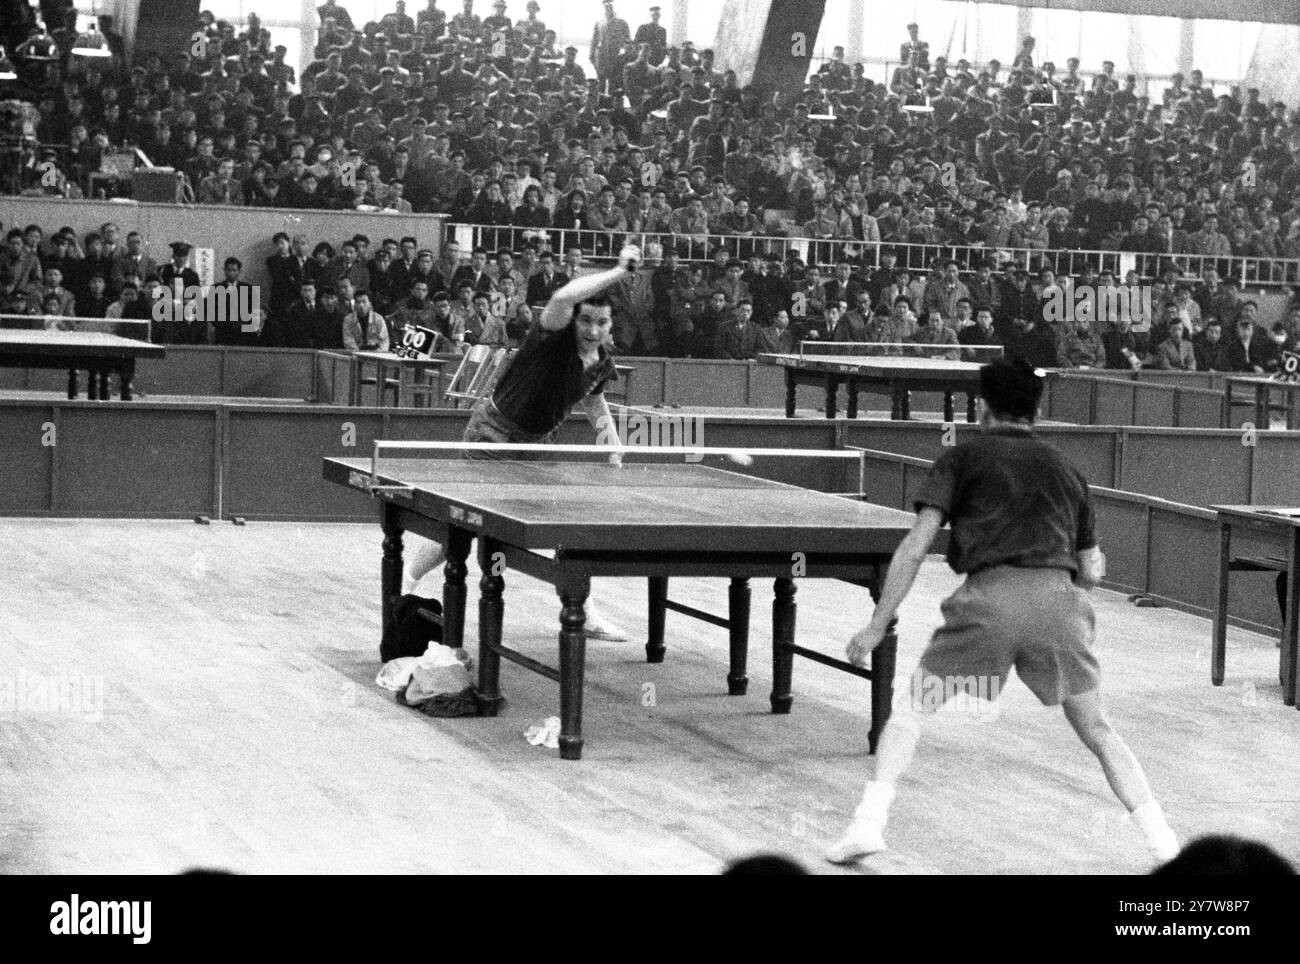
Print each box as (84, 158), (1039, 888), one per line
(693, 290), (731, 358)
(1057, 316), (1107, 369)
(909, 307), (960, 360)
(1006, 312), (1058, 368)
(1193, 318), (1229, 372)
(958, 306), (1002, 360)
(1102, 314), (1149, 370)
(1153, 319), (1196, 370)
(342, 291), (389, 351)
(756, 308), (796, 354)
(717, 299), (762, 359)
(197, 157), (246, 205)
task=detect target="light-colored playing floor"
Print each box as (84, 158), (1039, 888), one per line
(2, 519), (1296, 875)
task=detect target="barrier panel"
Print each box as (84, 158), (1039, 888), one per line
(218, 347), (317, 399)
(0, 404), (56, 513)
(1092, 379), (1136, 426)
(1133, 380), (1178, 427)
(1118, 430), (1254, 507)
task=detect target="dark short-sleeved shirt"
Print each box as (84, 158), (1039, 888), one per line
(491, 320), (617, 435)
(914, 427), (1096, 575)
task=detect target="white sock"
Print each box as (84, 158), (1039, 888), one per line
(1130, 799), (1178, 860)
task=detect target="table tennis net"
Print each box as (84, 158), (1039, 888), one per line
(369, 438), (867, 495)
(1, 313), (152, 341)
(796, 341), (1005, 360)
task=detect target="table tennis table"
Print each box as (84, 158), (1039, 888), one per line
(0, 330), (165, 400)
(324, 455), (920, 759)
(759, 352), (985, 421)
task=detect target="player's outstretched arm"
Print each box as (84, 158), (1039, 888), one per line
(847, 507), (944, 667)
(538, 245), (640, 330)
(579, 392), (623, 465)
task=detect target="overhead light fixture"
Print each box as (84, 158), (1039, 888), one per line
(17, 25), (59, 62)
(72, 22), (112, 58)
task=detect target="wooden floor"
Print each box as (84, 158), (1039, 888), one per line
(2, 518), (1296, 875)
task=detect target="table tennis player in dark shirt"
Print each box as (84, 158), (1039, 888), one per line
(398, 244), (645, 641)
(826, 356), (1180, 867)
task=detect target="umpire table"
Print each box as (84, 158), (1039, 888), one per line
(325, 453), (921, 759)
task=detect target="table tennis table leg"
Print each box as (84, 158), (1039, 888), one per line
(66, 369), (78, 400)
(943, 392), (955, 422)
(770, 577), (796, 713)
(728, 577), (750, 696)
(442, 526), (472, 649)
(380, 503), (404, 660)
(1212, 521), (1230, 687)
(1284, 529), (1299, 707)
(119, 361), (136, 401)
(845, 379), (859, 420)
(646, 576), (667, 663)
(476, 539), (506, 716)
(557, 574), (591, 760)
(783, 370), (797, 418)
(966, 393), (978, 423)
(823, 376), (838, 419)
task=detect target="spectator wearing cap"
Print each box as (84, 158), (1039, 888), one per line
(592, 1), (632, 88)
(159, 241), (200, 295)
(635, 6), (667, 64)
(109, 233), (156, 294)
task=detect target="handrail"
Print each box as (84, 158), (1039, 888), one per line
(446, 222), (1300, 289)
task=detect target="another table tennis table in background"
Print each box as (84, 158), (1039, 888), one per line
(0, 330), (165, 400)
(324, 453), (919, 759)
(759, 348), (989, 421)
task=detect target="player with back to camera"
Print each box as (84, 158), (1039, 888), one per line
(826, 357), (1180, 867)
(399, 244), (645, 641)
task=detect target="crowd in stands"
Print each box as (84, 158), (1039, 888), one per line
(3, 1), (1300, 365)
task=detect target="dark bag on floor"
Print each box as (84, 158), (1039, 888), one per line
(380, 594), (444, 662)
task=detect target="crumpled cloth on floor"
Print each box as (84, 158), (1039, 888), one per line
(375, 646), (475, 694)
(396, 685), (480, 718)
(525, 716), (561, 749)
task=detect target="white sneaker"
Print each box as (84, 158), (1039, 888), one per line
(583, 611), (629, 642)
(824, 819), (887, 864)
(1148, 831), (1180, 865)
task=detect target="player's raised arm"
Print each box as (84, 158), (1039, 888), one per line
(538, 245), (640, 330)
